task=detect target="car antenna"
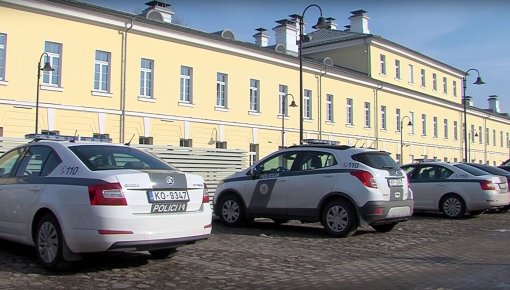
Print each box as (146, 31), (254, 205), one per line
(71, 130), (78, 143)
(125, 134), (135, 146)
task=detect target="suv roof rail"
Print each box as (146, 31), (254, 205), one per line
(302, 139), (340, 145)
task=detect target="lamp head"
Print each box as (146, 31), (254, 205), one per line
(312, 16), (330, 30)
(473, 76), (485, 85)
(208, 138), (216, 145)
(42, 61), (54, 72)
(406, 121), (413, 126)
(289, 100), (298, 107)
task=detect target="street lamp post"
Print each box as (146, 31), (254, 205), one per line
(298, 4), (329, 144)
(35, 52), (54, 135)
(462, 68), (484, 162)
(281, 93), (297, 148)
(399, 116), (412, 164)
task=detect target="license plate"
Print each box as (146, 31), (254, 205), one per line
(388, 178), (403, 187)
(151, 203), (187, 213)
(147, 190), (189, 203)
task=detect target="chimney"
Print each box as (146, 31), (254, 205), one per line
(273, 19), (298, 54)
(326, 17), (337, 30)
(464, 96), (474, 107)
(488, 95), (500, 113)
(349, 10), (370, 34)
(253, 28), (269, 47)
(140, 1), (174, 24)
(344, 25), (351, 32)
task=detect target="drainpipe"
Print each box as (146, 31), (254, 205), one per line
(120, 18), (133, 144)
(373, 82), (382, 149)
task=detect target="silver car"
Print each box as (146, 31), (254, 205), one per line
(401, 162), (509, 218)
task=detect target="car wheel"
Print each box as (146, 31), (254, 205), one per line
(440, 194), (466, 219)
(219, 194), (246, 227)
(35, 213), (69, 270)
(149, 248), (177, 259)
(372, 222), (398, 233)
(321, 199), (357, 237)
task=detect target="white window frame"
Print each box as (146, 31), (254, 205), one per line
(422, 114), (427, 136)
(443, 77), (448, 94)
(94, 50), (110, 92)
(249, 79), (259, 112)
(364, 102), (371, 128)
(420, 69), (426, 87)
(140, 58), (153, 98)
(396, 108), (401, 132)
(453, 121), (458, 140)
(453, 80), (457, 97)
(43, 41), (62, 87)
(381, 105), (387, 130)
(408, 64), (414, 83)
(443, 119), (448, 139)
(0, 33), (5, 81)
(380, 54), (386, 75)
(278, 84), (288, 116)
(347, 98), (353, 125)
(395, 59), (400, 79)
(326, 94), (333, 122)
(432, 73), (437, 91)
(433, 117), (438, 138)
(409, 111), (415, 134)
(304, 89), (312, 119)
(478, 126), (483, 144)
(216, 72), (228, 108)
(180, 66), (193, 103)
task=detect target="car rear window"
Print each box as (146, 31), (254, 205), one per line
(351, 151), (398, 170)
(467, 164), (509, 176)
(453, 164), (491, 176)
(70, 145), (176, 171)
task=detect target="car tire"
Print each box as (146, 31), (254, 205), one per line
(149, 248), (177, 259)
(440, 194), (466, 219)
(321, 199), (357, 238)
(372, 222), (398, 233)
(218, 194), (246, 227)
(35, 213), (70, 271)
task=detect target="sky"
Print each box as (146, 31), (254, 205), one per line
(79, 0), (510, 113)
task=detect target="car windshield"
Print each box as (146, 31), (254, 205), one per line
(351, 151), (398, 170)
(69, 145), (176, 171)
(453, 164), (492, 176)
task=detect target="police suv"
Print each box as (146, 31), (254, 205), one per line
(0, 135), (212, 270)
(214, 141), (413, 237)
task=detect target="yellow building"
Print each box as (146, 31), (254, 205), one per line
(0, 1), (508, 165)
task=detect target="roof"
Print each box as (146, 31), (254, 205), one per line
(303, 29), (373, 48)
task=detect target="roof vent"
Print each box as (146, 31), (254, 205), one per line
(140, 1), (174, 24)
(349, 10), (370, 34)
(253, 28), (269, 47)
(488, 95), (500, 113)
(275, 43), (287, 54)
(213, 29), (236, 40)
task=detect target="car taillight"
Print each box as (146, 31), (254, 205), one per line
(479, 180), (496, 191)
(203, 183), (210, 203)
(89, 182), (127, 206)
(350, 170), (378, 188)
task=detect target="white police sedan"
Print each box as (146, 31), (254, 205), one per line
(0, 136), (212, 270)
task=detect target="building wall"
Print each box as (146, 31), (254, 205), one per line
(0, 1), (509, 165)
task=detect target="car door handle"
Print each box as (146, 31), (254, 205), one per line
(30, 186), (42, 191)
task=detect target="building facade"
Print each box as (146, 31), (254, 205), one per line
(0, 0), (508, 165)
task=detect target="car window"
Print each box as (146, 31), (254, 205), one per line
(0, 148), (24, 177)
(351, 151), (398, 170)
(69, 145), (175, 171)
(293, 151), (337, 171)
(468, 164), (509, 176)
(436, 166), (453, 179)
(15, 146), (61, 177)
(414, 166), (435, 180)
(401, 166), (416, 177)
(452, 163), (490, 176)
(256, 152), (297, 174)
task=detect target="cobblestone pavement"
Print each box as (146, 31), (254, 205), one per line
(1, 212), (509, 289)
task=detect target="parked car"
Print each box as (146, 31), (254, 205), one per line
(214, 141), (413, 237)
(498, 165), (510, 173)
(463, 163), (510, 184)
(401, 162), (509, 218)
(0, 136), (212, 270)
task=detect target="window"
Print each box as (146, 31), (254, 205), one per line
(453, 81), (457, 97)
(500, 131), (504, 147)
(443, 119), (448, 139)
(471, 125), (475, 142)
(304, 89), (312, 119)
(421, 114), (427, 136)
(380, 54), (386, 75)
(433, 117), (438, 138)
(94, 50), (110, 92)
(395, 59), (401, 79)
(249, 143), (259, 166)
(364, 102), (371, 128)
(454, 121), (458, 140)
(486, 128), (490, 145)
(140, 58), (153, 98)
(326, 94), (334, 122)
(180, 66), (192, 103)
(255, 152), (298, 174)
(179, 138), (192, 147)
(396, 108), (401, 132)
(139, 136), (153, 145)
(479, 126), (483, 143)
(420, 69), (426, 87)
(278, 85), (288, 116)
(15, 146), (61, 177)
(381, 105), (387, 130)
(409, 111), (415, 134)
(249, 79), (259, 112)
(493, 129), (496, 146)
(443, 77), (448, 94)
(0, 33), (5, 81)
(408, 64), (414, 83)
(43, 41), (62, 86)
(432, 73), (437, 91)
(346, 98), (353, 125)
(216, 73), (228, 107)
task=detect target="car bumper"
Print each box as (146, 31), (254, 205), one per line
(359, 200), (414, 225)
(62, 206), (212, 253)
(467, 192), (510, 211)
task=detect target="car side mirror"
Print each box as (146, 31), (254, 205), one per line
(251, 166), (262, 177)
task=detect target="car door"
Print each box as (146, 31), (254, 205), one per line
(248, 151), (298, 216)
(0, 147), (26, 236)
(408, 165), (452, 210)
(286, 150), (337, 217)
